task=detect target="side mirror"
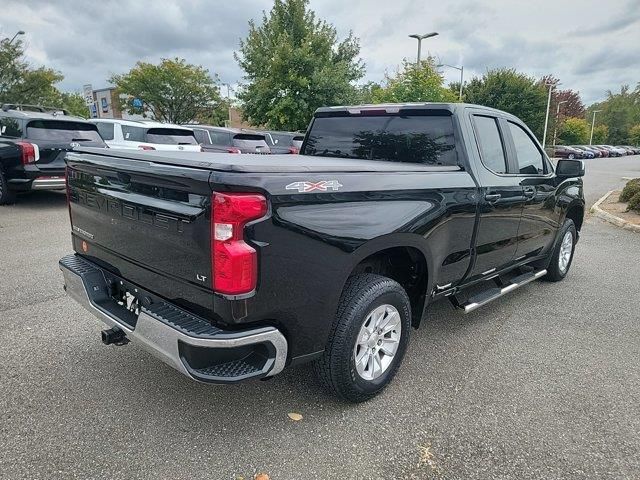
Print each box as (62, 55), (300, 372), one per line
(556, 159), (585, 177)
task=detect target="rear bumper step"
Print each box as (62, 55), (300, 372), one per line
(59, 254), (287, 383)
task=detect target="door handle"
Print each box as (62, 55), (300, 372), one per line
(484, 193), (501, 203)
(523, 187), (536, 198)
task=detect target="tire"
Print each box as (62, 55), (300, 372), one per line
(568, 153), (575, 159)
(314, 273), (412, 402)
(0, 169), (16, 205)
(544, 218), (577, 282)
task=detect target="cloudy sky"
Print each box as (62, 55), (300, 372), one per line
(2, 0), (639, 104)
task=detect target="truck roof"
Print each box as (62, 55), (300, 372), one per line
(314, 102), (511, 118)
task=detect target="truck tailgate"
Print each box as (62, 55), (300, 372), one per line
(65, 151), (215, 318)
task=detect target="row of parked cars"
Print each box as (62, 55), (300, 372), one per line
(0, 103), (304, 204)
(554, 144), (640, 159)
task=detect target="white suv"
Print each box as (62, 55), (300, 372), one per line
(90, 119), (201, 152)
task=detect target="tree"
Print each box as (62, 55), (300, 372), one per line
(558, 117), (590, 145)
(629, 124), (640, 146)
(587, 84), (640, 144)
(370, 58), (458, 104)
(236, 0), (364, 131)
(464, 68), (547, 139)
(111, 58), (221, 124)
(592, 124), (609, 144)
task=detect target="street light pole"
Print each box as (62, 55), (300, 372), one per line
(542, 82), (556, 149)
(4, 30), (25, 45)
(437, 64), (464, 101)
(552, 100), (567, 148)
(223, 83), (232, 127)
(589, 110), (602, 145)
(408, 32), (438, 65)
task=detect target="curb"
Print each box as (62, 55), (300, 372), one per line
(590, 190), (640, 233)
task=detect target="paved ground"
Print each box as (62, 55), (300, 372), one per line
(1, 156), (639, 480)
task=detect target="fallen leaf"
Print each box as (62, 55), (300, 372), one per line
(287, 412), (303, 421)
(255, 474), (270, 480)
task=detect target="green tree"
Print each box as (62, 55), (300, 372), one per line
(591, 124), (609, 144)
(629, 124), (640, 146)
(371, 58), (457, 104)
(587, 84), (640, 144)
(464, 68), (547, 139)
(558, 117), (590, 145)
(236, 0), (364, 131)
(111, 58), (221, 124)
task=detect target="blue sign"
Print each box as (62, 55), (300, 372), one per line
(132, 98), (143, 108)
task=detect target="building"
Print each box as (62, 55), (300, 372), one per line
(87, 87), (143, 120)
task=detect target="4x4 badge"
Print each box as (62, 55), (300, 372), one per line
(285, 180), (343, 193)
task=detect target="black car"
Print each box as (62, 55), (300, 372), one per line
(0, 104), (106, 204)
(187, 125), (271, 154)
(60, 103), (585, 402)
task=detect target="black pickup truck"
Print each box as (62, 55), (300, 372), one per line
(0, 105), (106, 204)
(59, 103), (585, 402)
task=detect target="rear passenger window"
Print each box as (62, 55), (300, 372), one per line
(121, 125), (146, 142)
(193, 129), (210, 144)
(0, 116), (23, 138)
(209, 131), (231, 145)
(95, 122), (114, 140)
(508, 122), (544, 175)
(473, 116), (507, 174)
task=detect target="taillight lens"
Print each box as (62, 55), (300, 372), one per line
(16, 141), (39, 165)
(227, 147), (241, 154)
(138, 145), (156, 150)
(211, 192), (267, 295)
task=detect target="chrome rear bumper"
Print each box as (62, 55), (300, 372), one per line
(59, 254), (288, 383)
(31, 177), (66, 190)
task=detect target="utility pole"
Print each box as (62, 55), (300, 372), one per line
(542, 81), (557, 149)
(589, 110), (602, 145)
(408, 32), (438, 65)
(223, 83), (232, 127)
(552, 100), (567, 147)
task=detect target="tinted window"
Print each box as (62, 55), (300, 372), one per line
(95, 122), (114, 140)
(303, 114), (458, 166)
(121, 125), (146, 142)
(26, 120), (104, 143)
(232, 134), (269, 150)
(209, 130), (231, 146)
(270, 133), (294, 146)
(0, 116), (22, 137)
(473, 116), (507, 174)
(508, 122), (544, 174)
(146, 128), (198, 145)
(193, 129), (210, 144)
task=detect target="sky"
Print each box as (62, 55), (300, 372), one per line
(1, 0), (639, 105)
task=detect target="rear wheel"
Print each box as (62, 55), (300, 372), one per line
(568, 153), (575, 159)
(0, 169), (16, 205)
(314, 274), (411, 402)
(544, 218), (576, 282)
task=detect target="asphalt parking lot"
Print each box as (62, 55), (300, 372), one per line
(1, 156), (639, 480)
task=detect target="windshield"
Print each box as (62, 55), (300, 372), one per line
(303, 114), (458, 166)
(146, 128), (198, 145)
(26, 120), (104, 143)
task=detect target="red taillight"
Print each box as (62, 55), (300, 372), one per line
(16, 141), (39, 165)
(211, 192), (267, 295)
(227, 147), (241, 154)
(138, 145), (156, 150)
(288, 146), (299, 154)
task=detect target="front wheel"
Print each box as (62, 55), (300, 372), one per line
(544, 218), (577, 282)
(568, 153), (575, 159)
(314, 274), (412, 402)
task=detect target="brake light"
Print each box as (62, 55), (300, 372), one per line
(138, 145), (156, 150)
(227, 147), (241, 154)
(288, 146), (299, 154)
(211, 192), (267, 295)
(16, 141), (39, 165)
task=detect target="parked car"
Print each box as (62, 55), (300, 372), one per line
(598, 145), (627, 157)
(618, 146), (638, 155)
(0, 104), (106, 204)
(570, 146), (595, 158)
(60, 102), (585, 402)
(90, 119), (201, 152)
(248, 130), (304, 154)
(553, 145), (584, 159)
(186, 125), (271, 154)
(588, 145), (610, 157)
(580, 146), (602, 157)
